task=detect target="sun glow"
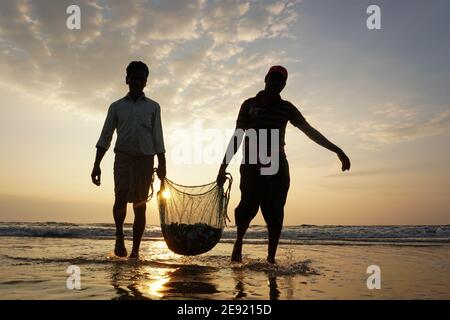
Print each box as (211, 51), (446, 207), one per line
(162, 190), (171, 199)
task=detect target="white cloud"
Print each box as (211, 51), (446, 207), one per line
(0, 0), (301, 129)
(266, 2), (286, 15)
(352, 106), (450, 145)
(200, 0), (298, 43)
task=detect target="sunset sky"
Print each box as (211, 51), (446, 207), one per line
(0, 0), (449, 225)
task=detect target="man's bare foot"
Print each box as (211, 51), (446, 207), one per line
(114, 236), (127, 257)
(267, 256), (276, 264)
(129, 251), (139, 259)
(231, 240), (242, 262)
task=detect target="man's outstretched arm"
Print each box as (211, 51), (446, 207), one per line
(298, 120), (351, 171)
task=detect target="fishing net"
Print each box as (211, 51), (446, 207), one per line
(156, 174), (232, 256)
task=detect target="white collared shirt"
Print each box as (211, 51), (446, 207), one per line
(96, 93), (166, 156)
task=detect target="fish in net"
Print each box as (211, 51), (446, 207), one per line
(156, 174), (232, 256)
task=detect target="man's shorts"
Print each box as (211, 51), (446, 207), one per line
(113, 152), (155, 203)
(235, 156), (290, 228)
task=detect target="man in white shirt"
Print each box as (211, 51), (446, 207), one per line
(91, 61), (166, 259)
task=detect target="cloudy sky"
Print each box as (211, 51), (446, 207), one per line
(0, 0), (449, 225)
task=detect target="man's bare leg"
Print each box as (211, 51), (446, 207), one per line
(113, 196), (127, 257)
(129, 202), (146, 258)
(231, 222), (251, 262)
(232, 199), (259, 262)
(267, 223), (282, 264)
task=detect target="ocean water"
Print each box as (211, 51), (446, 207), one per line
(0, 222), (449, 300)
(1, 222), (449, 244)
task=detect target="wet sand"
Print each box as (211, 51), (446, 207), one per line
(0, 236), (449, 299)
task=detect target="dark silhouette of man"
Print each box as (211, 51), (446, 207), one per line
(217, 65), (350, 264)
(91, 61), (166, 259)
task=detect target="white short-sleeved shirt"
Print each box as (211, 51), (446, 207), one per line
(96, 93), (166, 156)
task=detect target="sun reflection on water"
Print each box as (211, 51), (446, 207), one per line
(146, 240), (179, 261)
(135, 266), (176, 298)
(147, 277), (171, 298)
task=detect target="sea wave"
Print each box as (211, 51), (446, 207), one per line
(0, 222), (449, 243)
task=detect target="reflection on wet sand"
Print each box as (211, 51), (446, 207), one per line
(110, 261), (219, 299)
(107, 240), (309, 300)
(157, 265), (219, 297)
(268, 272), (281, 300)
(232, 268), (288, 300)
(109, 258), (303, 299)
(232, 269), (247, 300)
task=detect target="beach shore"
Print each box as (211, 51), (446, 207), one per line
(1, 235), (449, 299)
